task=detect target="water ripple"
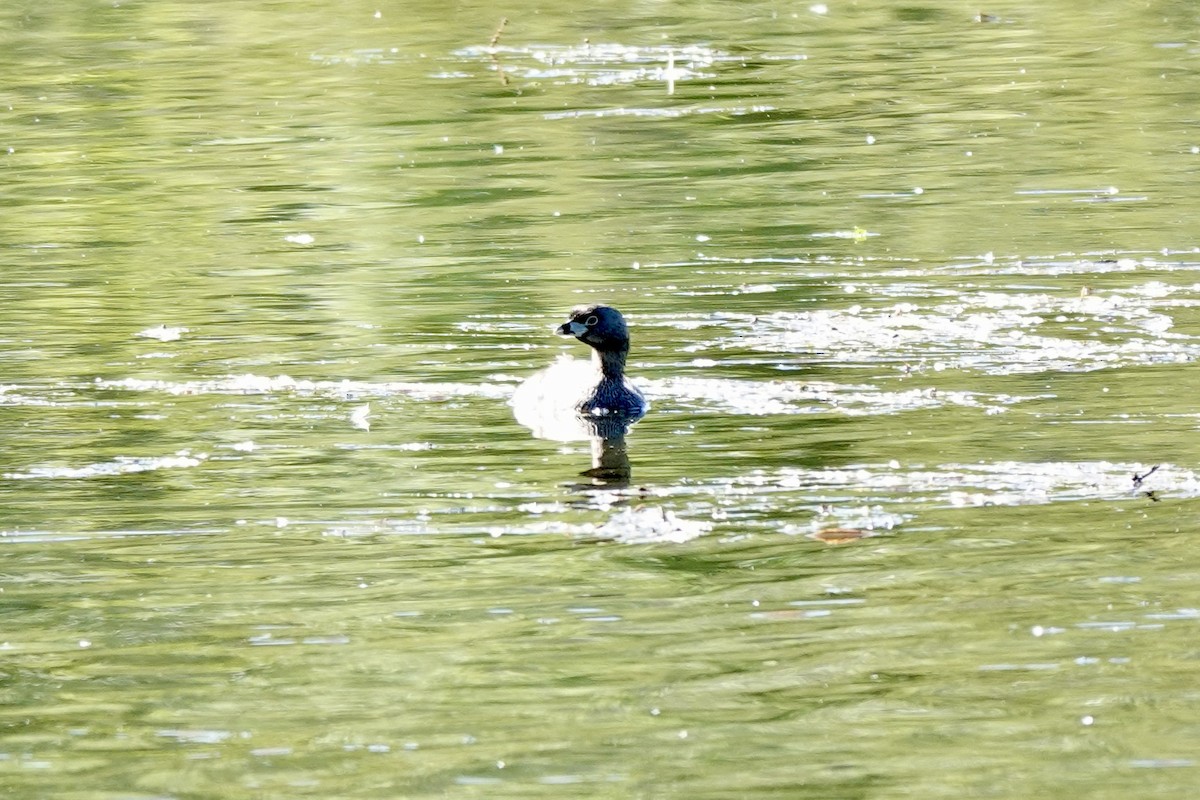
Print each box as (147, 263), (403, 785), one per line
(695, 281), (1200, 375)
(5, 452), (205, 481)
(712, 459), (1191, 507)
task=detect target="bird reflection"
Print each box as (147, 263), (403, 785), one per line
(511, 305), (647, 484)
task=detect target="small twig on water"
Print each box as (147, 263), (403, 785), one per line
(489, 17), (508, 48)
(489, 17), (510, 86)
(1131, 465), (1160, 488)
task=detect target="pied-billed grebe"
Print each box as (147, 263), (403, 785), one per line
(511, 305), (647, 439)
(554, 304), (647, 417)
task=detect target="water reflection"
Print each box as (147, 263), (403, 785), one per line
(514, 397), (641, 485)
(514, 404), (640, 485)
(512, 305), (647, 485)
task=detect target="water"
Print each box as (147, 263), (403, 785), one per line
(3, 0), (1200, 796)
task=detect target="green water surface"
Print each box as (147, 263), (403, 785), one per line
(3, 1), (1200, 797)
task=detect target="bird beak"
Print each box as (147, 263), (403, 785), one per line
(557, 320), (587, 336)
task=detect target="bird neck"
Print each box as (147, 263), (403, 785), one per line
(593, 347), (628, 380)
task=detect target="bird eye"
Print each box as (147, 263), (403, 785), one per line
(585, 315), (599, 327)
